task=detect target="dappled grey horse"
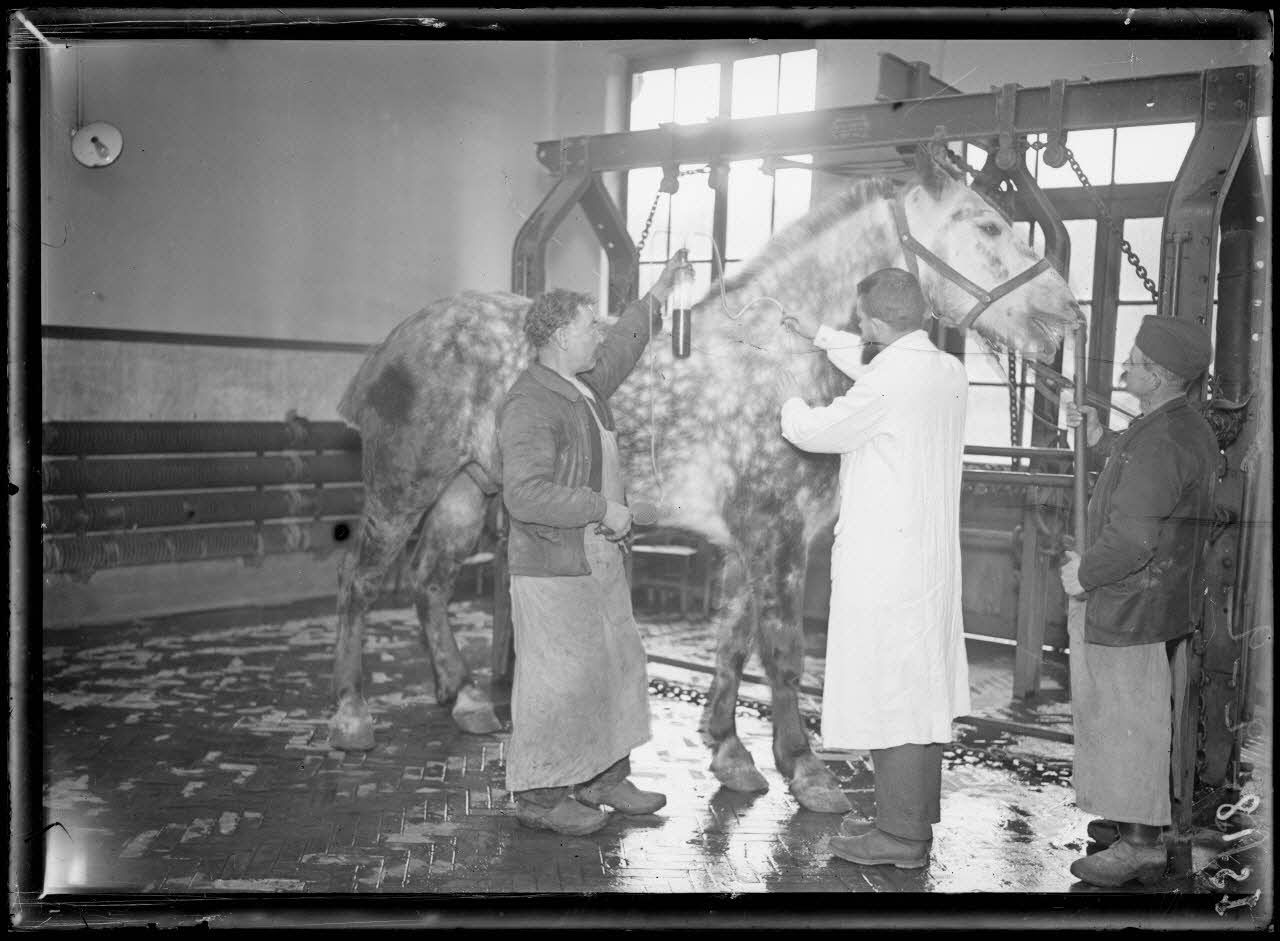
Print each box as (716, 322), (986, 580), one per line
(328, 149), (1081, 812)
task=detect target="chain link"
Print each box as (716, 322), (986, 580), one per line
(634, 167), (708, 259)
(1053, 143), (1160, 302)
(1007, 350), (1024, 461)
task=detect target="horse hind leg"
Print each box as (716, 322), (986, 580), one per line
(330, 492), (426, 751)
(702, 546), (769, 794)
(408, 470), (501, 735)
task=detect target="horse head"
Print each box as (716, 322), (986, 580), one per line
(903, 146), (1083, 363)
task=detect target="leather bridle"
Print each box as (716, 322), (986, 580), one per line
(890, 197), (1053, 333)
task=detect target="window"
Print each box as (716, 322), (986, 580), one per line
(957, 122), (1201, 451)
(626, 47), (817, 298)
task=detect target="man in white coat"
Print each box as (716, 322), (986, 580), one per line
(776, 267), (971, 869)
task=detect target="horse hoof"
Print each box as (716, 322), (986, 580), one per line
(329, 698), (376, 751)
(710, 740), (769, 793)
(451, 684), (502, 735)
(788, 756), (852, 814)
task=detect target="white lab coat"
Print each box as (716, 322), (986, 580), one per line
(780, 327), (971, 750)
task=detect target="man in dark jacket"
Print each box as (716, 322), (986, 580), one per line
(1059, 314), (1218, 887)
(497, 250), (692, 836)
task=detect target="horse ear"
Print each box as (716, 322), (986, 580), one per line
(914, 144), (946, 198)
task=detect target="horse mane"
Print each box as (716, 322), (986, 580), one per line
(714, 175), (905, 296)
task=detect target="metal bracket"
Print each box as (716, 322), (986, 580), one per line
(1043, 79), (1068, 168)
(995, 83), (1019, 171)
(558, 136), (590, 175)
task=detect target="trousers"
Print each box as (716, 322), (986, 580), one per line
(871, 742), (944, 841)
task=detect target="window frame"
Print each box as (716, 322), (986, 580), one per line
(623, 43), (817, 298)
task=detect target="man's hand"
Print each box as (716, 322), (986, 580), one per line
(1060, 391), (1102, 446)
(781, 310), (822, 342)
(1060, 549), (1085, 598)
(648, 249), (695, 306)
(597, 500), (633, 542)
(773, 367), (805, 407)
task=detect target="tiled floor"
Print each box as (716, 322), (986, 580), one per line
(23, 596), (1273, 927)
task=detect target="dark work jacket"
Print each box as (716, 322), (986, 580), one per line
(1080, 397), (1219, 646)
(498, 295), (660, 577)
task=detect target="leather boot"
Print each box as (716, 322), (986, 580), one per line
(1070, 824), (1166, 887)
(515, 795), (610, 836)
(839, 814), (933, 846)
(829, 828), (930, 869)
(576, 778), (666, 815)
(574, 756), (666, 815)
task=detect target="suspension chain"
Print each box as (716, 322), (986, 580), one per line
(634, 167), (709, 259)
(1040, 142), (1160, 303)
(1007, 350), (1023, 462)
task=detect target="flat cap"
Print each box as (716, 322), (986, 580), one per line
(1135, 315), (1213, 380)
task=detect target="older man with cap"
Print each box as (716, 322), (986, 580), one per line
(777, 267), (970, 870)
(1059, 314), (1219, 887)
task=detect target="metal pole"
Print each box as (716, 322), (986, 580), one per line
(1073, 320), (1088, 541)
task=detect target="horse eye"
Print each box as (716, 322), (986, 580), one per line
(979, 222), (1001, 237)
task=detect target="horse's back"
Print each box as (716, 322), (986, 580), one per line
(339, 290), (531, 430)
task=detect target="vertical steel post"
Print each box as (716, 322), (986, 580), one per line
(1160, 66), (1257, 876)
(1007, 148), (1072, 699)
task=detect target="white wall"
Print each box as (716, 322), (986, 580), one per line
(42, 41), (561, 345)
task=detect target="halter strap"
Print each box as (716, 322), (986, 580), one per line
(890, 198), (1052, 332)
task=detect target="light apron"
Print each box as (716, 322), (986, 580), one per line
(504, 383), (652, 792)
(1067, 600), (1173, 826)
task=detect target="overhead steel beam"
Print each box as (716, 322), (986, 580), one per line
(876, 52), (964, 101)
(534, 68), (1269, 176)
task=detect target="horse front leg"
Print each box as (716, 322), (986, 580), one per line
(756, 516), (851, 814)
(330, 497), (420, 750)
(701, 545), (769, 793)
(410, 472), (501, 735)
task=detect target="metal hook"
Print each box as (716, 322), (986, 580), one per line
(1216, 794), (1262, 822)
(1208, 866), (1252, 889)
(1215, 889), (1261, 916)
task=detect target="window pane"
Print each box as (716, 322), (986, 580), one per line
(726, 159), (774, 260)
(1114, 123), (1195, 183)
(773, 155), (812, 230)
(1119, 218), (1162, 301)
(1063, 219), (1097, 301)
(967, 386), (1025, 451)
(674, 63), (720, 125)
(630, 69), (673, 131)
(668, 163), (716, 251)
(1037, 128), (1113, 188)
(627, 167), (670, 262)
(731, 55), (779, 118)
(778, 49), (817, 113)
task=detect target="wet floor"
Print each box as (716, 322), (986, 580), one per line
(27, 599), (1273, 926)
